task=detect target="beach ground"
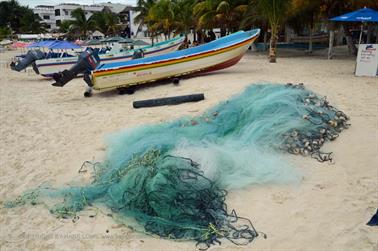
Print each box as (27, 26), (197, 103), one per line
(0, 47), (377, 251)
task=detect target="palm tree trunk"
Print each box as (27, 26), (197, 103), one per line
(263, 30), (268, 51)
(308, 13), (314, 53)
(328, 30), (334, 60)
(269, 26), (277, 63)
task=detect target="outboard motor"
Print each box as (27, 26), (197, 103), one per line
(10, 49), (45, 72)
(132, 49), (144, 59)
(52, 48), (100, 87)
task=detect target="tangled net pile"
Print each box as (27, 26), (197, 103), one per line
(6, 83), (349, 249)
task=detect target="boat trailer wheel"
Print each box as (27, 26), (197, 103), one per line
(118, 86), (135, 95)
(173, 78), (180, 85)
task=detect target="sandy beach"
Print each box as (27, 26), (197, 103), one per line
(0, 47), (377, 251)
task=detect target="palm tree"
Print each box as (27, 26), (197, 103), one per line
(70, 8), (95, 39)
(193, 0), (219, 30)
(1, 0), (46, 34)
(172, 0), (196, 36)
(288, 0), (323, 53)
(91, 12), (120, 36)
(20, 10), (47, 34)
(58, 20), (72, 33)
(214, 0), (249, 33)
(134, 0), (157, 36)
(253, 0), (292, 63)
(193, 0), (249, 37)
(147, 0), (176, 39)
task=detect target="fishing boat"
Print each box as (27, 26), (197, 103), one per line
(91, 29), (260, 91)
(11, 36), (185, 77)
(52, 29), (260, 96)
(37, 36), (185, 77)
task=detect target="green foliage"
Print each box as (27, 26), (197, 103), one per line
(0, 0), (45, 34)
(58, 20), (73, 33)
(91, 12), (120, 36)
(147, 0), (176, 38)
(69, 8), (96, 39)
(135, 0), (157, 35)
(0, 27), (11, 40)
(172, 0), (196, 35)
(20, 11), (47, 34)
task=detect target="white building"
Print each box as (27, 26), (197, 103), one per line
(129, 10), (145, 37)
(53, 3), (104, 27)
(100, 2), (127, 14)
(32, 2), (144, 36)
(33, 5), (56, 30)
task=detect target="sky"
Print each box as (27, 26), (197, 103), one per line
(17, 0), (137, 8)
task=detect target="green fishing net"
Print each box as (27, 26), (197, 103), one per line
(5, 83), (349, 249)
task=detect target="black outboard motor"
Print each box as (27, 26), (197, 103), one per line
(10, 49), (45, 72)
(52, 48), (100, 87)
(132, 49), (144, 59)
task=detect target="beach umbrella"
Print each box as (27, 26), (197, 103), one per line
(27, 40), (59, 48)
(0, 39), (12, 45)
(11, 41), (30, 48)
(330, 7), (378, 45)
(133, 40), (150, 46)
(48, 41), (81, 50)
(119, 38), (134, 44)
(91, 30), (105, 38)
(85, 39), (102, 46)
(102, 36), (125, 43)
(74, 39), (85, 45)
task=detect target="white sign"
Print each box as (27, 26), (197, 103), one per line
(355, 44), (378, 77)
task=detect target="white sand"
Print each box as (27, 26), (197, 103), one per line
(0, 47), (377, 251)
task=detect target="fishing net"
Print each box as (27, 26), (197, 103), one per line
(5, 83), (349, 249)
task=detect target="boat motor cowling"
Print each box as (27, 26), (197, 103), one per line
(10, 49), (45, 72)
(52, 48), (100, 87)
(132, 49), (144, 59)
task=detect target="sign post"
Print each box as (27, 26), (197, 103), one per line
(355, 44), (378, 77)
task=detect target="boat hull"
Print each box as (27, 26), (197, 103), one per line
(35, 37), (184, 77)
(91, 31), (259, 91)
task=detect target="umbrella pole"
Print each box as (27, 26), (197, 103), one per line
(358, 24), (363, 48)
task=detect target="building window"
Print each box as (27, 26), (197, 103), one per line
(55, 9), (60, 16)
(43, 15), (50, 20)
(46, 24), (51, 29)
(56, 20), (61, 26)
(64, 10), (68, 16)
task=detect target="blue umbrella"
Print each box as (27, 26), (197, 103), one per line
(27, 40), (59, 48)
(330, 7), (378, 22)
(330, 7), (378, 44)
(47, 41), (81, 50)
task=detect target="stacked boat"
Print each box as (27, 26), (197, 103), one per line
(10, 36), (185, 77)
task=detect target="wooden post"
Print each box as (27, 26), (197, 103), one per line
(308, 25), (313, 53)
(328, 30), (334, 60)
